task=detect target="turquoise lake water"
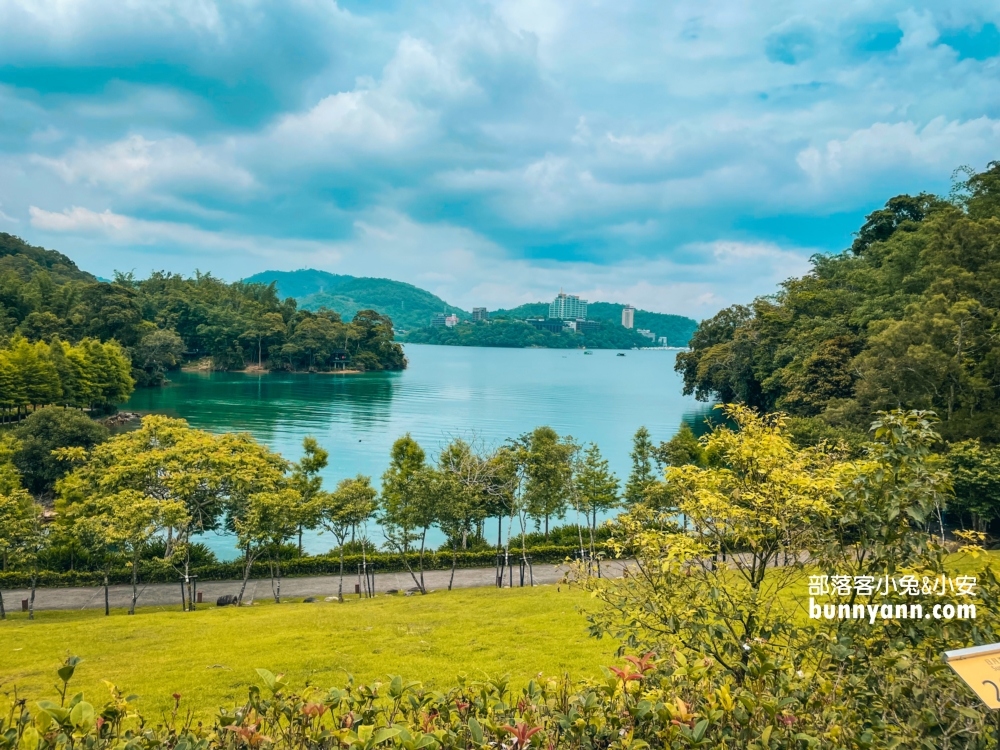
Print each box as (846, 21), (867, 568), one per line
(124, 344), (711, 559)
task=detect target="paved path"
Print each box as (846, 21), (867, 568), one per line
(1, 560), (629, 612)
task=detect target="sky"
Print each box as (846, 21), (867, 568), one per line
(1, 1), (998, 317)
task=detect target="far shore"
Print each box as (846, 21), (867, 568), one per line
(180, 362), (365, 376)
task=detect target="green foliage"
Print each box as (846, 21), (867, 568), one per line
(654, 422), (706, 468)
(0, 239), (407, 383)
(676, 161), (1000, 443)
(582, 407), (999, 747)
(572, 443), (619, 523)
(946, 439), (1000, 531)
(0, 336), (133, 416)
(11, 406), (109, 497)
(403, 319), (653, 349)
(522, 427), (575, 536)
(624, 427), (657, 505)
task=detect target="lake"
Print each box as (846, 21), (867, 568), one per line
(124, 344), (711, 559)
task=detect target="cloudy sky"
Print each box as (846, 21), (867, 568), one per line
(1, 1), (998, 316)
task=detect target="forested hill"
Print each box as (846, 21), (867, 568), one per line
(0, 233), (95, 283)
(676, 161), (1000, 444)
(0, 237), (407, 396)
(493, 301), (698, 346)
(243, 269), (465, 332)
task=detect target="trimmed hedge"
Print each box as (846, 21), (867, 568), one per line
(0, 544), (595, 589)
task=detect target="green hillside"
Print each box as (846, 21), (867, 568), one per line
(492, 301), (697, 346)
(242, 269), (465, 332)
(0, 232), (96, 284)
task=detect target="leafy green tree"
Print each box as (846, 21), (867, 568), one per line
(291, 436), (329, 555)
(12, 406), (108, 497)
(380, 435), (436, 593)
(315, 475), (377, 601)
(0, 441), (34, 620)
(675, 162), (1000, 444)
(131, 328), (185, 386)
(571, 442), (619, 560)
(522, 426), (574, 540)
(945, 439), (1000, 532)
(624, 426), (657, 505)
(655, 422), (706, 469)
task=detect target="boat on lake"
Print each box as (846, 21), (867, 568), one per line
(617, 353), (626, 356)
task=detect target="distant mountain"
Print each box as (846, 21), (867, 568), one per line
(492, 301), (698, 346)
(246, 269), (699, 346)
(242, 269), (466, 332)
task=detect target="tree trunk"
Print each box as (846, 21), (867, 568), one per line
(185, 553), (194, 611)
(0, 588), (5, 619)
(237, 548), (257, 606)
(418, 530), (427, 594)
(29, 569), (37, 620)
(338, 543), (345, 602)
(449, 541), (458, 591)
(103, 573), (109, 616)
(269, 555), (282, 603)
(129, 552), (139, 615)
(545, 514), (549, 541)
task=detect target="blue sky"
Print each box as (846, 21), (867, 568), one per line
(1, 1), (998, 316)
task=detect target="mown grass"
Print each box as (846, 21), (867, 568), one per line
(0, 585), (614, 720)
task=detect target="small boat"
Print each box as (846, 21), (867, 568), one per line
(617, 353), (626, 357)
(583, 350), (593, 355)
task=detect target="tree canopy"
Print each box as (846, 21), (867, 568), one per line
(676, 161), (1000, 444)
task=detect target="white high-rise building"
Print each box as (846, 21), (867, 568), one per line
(622, 305), (635, 329)
(548, 291), (588, 320)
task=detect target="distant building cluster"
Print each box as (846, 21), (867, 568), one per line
(426, 292), (664, 346)
(431, 313), (459, 327)
(548, 291), (588, 321)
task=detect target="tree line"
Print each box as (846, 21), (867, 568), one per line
(0, 336), (132, 420)
(7, 406), (1000, 747)
(677, 162), (1000, 439)
(0, 234), (406, 386)
(0, 412), (629, 617)
(404, 318), (656, 349)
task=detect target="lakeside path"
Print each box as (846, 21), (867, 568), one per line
(3, 560), (631, 612)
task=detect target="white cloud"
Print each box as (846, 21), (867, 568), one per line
(30, 205), (128, 232)
(28, 203), (813, 317)
(32, 134), (256, 194)
(796, 116), (1000, 185)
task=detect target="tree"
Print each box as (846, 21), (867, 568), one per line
(522, 426), (574, 540)
(239, 310), (287, 370)
(624, 426), (657, 505)
(100, 489), (188, 615)
(131, 328), (185, 386)
(291, 437), (328, 555)
(572, 442), (619, 557)
(0, 481), (34, 619)
(581, 408), (995, 746)
(12, 406), (108, 497)
(380, 435), (436, 594)
(655, 422), (706, 469)
(315, 475), (377, 601)
(231, 488), (300, 606)
(946, 439), (1000, 531)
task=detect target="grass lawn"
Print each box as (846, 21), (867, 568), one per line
(0, 585), (614, 720)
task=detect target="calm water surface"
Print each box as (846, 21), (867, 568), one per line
(125, 344), (710, 559)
